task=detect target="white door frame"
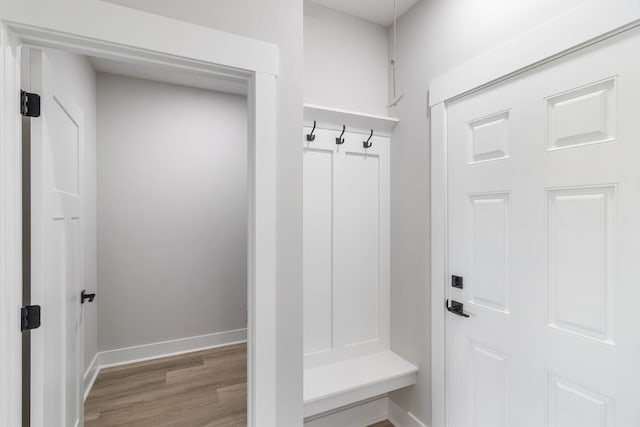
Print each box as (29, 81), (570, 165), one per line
(0, 2), (280, 426)
(429, 0), (640, 426)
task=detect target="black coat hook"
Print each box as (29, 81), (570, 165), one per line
(363, 129), (373, 148)
(307, 120), (316, 142)
(336, 125), (345, 145)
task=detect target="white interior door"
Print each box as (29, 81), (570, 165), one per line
(29, 49), (84, 427)
(446, 27), (640, 426)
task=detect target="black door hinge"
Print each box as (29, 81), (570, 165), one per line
(21, 305), (41, 332)
(20, 90), (41, 117)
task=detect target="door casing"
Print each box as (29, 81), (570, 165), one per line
(430, 0), (640, 426)
(0, 3), (280, 426)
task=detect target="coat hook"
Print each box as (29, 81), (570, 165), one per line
(363, 129), (373, 148)
(336, 125), (346, 145)
(306, 120), (316, 142)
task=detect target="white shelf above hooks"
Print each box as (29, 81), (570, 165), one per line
(304, 104), (399, 138)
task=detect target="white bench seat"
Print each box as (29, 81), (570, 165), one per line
(303, 351), (418, 418)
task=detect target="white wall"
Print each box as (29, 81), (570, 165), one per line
(96, 73), (247, 351)
(388, 0), (588, 424)
(304, 2), (389, 116)
(46, 49), (98, 378)
(101, 1), (304, 423)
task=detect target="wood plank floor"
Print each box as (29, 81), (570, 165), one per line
(85, 343), (247, 426)
(85, 344), (394, 426)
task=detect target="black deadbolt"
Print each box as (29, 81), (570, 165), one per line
(452, 275), (463, 289)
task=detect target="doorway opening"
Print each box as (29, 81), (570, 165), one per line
(22, 46), (250, 426)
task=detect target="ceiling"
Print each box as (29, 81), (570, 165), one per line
(308, 0), (420, 26)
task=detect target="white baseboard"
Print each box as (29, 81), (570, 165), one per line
(388, 398), (428, 427)
(303, 396), (429, 427)
(304, 397), (389, 427)
(83, 328), (247, 400)
(83, 352), (100, 401)
(98, 328), (247, 369)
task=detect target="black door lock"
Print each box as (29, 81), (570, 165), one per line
(452, 275), (463, 289)
(81, 290), (96, 304)
(446, 300), (470, 318)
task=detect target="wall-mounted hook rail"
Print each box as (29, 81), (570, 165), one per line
(307, 120), (317, 141)
(363, 129), (373, 148)
(336, 125), (345, 145)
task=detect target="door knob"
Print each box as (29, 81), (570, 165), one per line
(81, 290), (96, 304)
(446, 299), (469, 318)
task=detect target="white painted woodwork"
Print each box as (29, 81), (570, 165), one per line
(29, 49), (84, 427)
(303, 351), (418, 418)
(430, 4), (640, 427)
(304, 396), (428, 427)
(428, 0), (640, 105)
(304, 103), (399, 137)
(303, 146), (334, 354)
(468, 111), (510, 163)
(445, 25), (640, 427)
(0, 25), (23, 427)
(468, 193), (509, 313)
(302, 107), (415, 418)
(430, 101), (448, 427)
(547, 187), (615, 343)
(0, 0), (277, 76)
(247, 71), (279, 426)
(545, 78), (616, 150)
(84, 328), (247, 400)
(0, 6), (280, 424)
(304, 397), (389, 427)
(303, 113), (392, 368)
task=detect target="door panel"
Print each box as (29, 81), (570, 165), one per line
(469, 341), (508, 427)
(303, 146), (334, 355)
(468, 192), (509, 313)
(547, 186), (615, 343)
(30, 49), (84, 427)
(446, 26), (640, 426)
(334, 151), (381, 347)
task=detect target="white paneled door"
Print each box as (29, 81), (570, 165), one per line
(446, 28), (640, 426)
(29, 49), (84, 427)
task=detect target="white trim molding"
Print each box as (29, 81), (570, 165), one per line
(303, 397), (429, 427)
(0, 24), (22, 427)
(304, 397), (389, 427)
(429, 0), (640, 105)
(429, 1), (640, 426)
(388, 398), (428, 427)
(430, 102), (448, 427)
(0, 2), (280, 425)
(0, 0), (277, 76)
(83, 353), (100, 401)
(97, 329), (247, 369)
(83, 329), (248, 400)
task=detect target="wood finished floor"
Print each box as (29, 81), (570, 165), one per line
(85, 343), (247, 426)
(85, 344), (394, 426)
